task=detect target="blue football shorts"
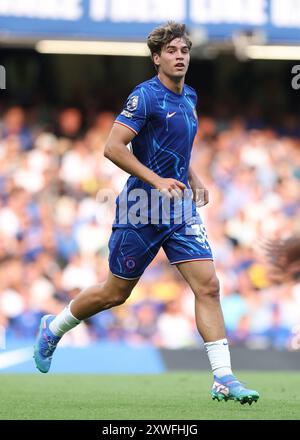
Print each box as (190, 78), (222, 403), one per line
(108, 213), (213, 280)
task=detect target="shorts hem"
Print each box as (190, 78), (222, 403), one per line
(111, 272), (141, 280)
(170, 257), (213, 265)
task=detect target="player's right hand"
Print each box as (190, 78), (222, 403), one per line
(153, 177), (186, 199)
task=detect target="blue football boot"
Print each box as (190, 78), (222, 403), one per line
(33, 315), (61, 373)
(211, 374), (260, 405)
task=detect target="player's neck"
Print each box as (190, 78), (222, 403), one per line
(157, 73), (184, 95)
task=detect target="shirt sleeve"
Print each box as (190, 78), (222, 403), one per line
(114, 87), (148, 135)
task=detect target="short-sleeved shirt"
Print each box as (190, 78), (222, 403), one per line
(114, 75), (198, 227)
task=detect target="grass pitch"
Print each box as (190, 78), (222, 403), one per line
(0, 372), (299, 420)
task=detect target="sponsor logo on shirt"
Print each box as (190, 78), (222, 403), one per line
(121, 110), (133, 119)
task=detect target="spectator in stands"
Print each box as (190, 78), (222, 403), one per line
(0, 104), (299, 349)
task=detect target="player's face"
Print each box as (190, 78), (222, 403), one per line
(154, 38), (190, 79)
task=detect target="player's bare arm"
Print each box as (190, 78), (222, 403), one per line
(104, 122), (186, 198)
(188, 166), (209, 206)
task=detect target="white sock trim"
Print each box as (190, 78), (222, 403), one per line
(204, 338), (228, 347)
(68, 300), (81, 322)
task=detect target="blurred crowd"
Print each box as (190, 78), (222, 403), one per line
(0, 105), (300, 350)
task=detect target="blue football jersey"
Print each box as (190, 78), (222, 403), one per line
(114, 75), (198, 227)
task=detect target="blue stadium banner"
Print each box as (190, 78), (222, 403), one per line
(0, 0), (300, 43)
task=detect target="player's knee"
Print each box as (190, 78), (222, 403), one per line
(90, 282), (131, 308)
(194, 276), (220, 301)
(107, 284), (133, 307)
(111, 290), (130, 306)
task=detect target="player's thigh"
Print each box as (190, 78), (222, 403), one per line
(176, 259), (219, 295)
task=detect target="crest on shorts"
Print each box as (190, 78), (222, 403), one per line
(124, 256), (136, 271)
(126, 95), (139, 112)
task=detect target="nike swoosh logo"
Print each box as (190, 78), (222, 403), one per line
(0, 347), (33, 369)
(166, 112), (176, 118)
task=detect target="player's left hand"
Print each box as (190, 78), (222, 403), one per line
(192, 186), (209, 207)
(188, 168), (209, 207)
